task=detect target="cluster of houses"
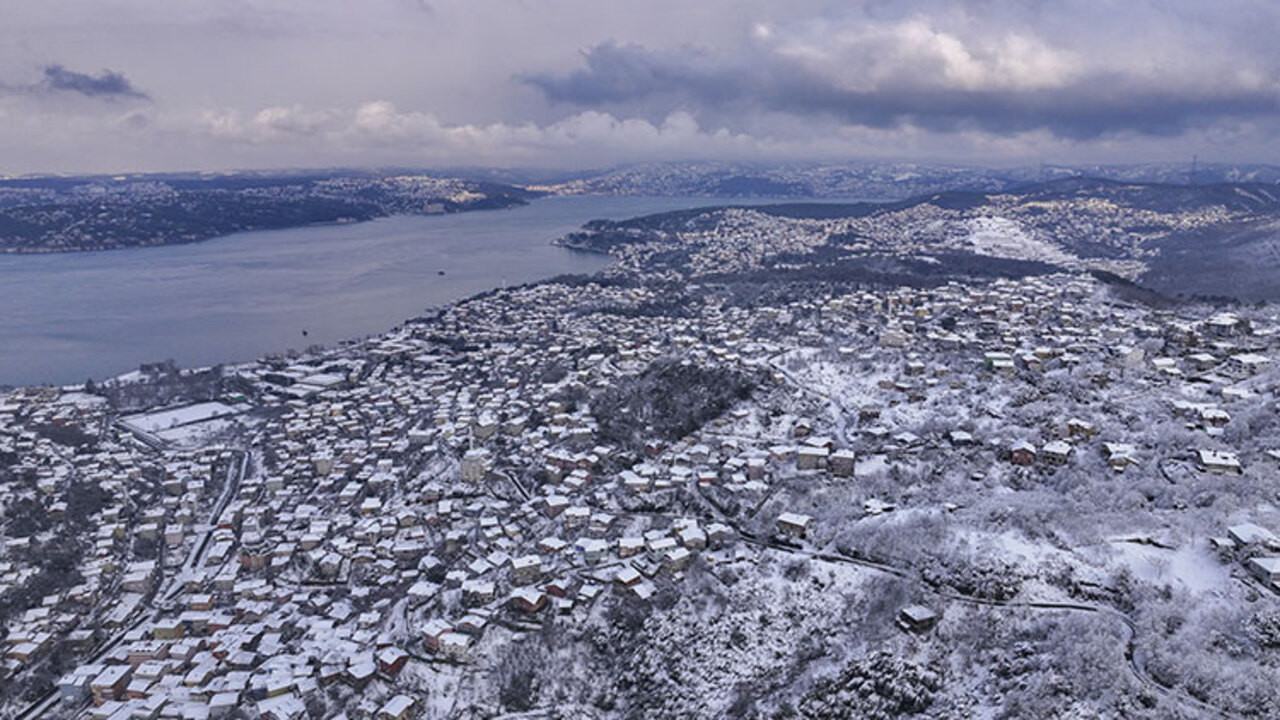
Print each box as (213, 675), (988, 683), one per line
(0, 389), (240, 688)
(2, 249), (1279, 719)
(851, 283), (1275, 483)
(584, 207), (838, 279)
(1215, 522), (1280, 594)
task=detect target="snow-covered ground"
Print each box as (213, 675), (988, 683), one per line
(961, 216), (1080, 267)
(121, 401), (238, 433)
(154, 416), (241, 447)
(1102, 539), (1231, 596)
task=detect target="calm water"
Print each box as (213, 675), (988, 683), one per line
(0, 195), (817, 387)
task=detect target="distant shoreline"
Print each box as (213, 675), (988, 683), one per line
(0, 191), (889, 257)
(0, 200), (529, 256)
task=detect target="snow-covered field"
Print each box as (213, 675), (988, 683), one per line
(961, 216), (1079, 267)
(1102, 539), (1230, 596)
(154, 416), (241, 447)
(121, 401), (238, 433)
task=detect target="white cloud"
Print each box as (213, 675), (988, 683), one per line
(193, 102), (764, 166)
(773, 16), (1085, 92)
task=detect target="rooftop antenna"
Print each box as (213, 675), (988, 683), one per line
(1189, 154), (1198, 185)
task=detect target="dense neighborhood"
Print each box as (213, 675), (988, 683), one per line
(4, 196), (1280, 718)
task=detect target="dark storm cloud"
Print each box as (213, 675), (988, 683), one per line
(524, 41), (1280, 140)
(38, 64), (149, 99)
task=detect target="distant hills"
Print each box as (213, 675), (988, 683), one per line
(5, 161), (1280, 257)
(558, 175), (1280, 303)
(0, 170), (535, 253)
(531, 160), (1280, 200)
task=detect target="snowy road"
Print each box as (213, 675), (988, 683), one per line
(738, 534), (1238, 720)
(162, 448), (250, 602)
(767, 352), (851, 442)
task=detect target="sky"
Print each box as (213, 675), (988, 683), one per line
(2, 0), (1278, 175)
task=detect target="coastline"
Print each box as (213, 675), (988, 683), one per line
(0, 197), (530, 256)
(0, 195), (884, 388)
(0, 196), (697, 388)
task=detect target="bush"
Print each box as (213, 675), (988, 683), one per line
(798, 651), (943, 720)
(1247, 608), (1280, 649)
(34, 423), (96, 448)
(496, 642), (543, 712)
(592, 358), (760, 452)
(920, 555), (1022, 602)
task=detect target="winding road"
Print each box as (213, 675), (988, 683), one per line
(738, 534), (1237, 719)
(754, 349), (1236, 717)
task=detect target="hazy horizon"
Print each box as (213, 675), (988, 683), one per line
(0, 157), (1237, 183)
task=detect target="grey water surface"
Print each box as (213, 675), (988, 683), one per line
(0, 195), (804, 386)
